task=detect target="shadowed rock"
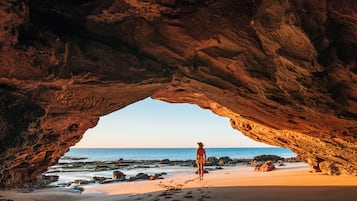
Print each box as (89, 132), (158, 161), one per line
(253, 155), (284, 162)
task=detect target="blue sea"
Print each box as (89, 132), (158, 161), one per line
(60, 147), (296, 162)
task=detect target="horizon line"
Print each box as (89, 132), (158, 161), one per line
(71, 146), (279, 149)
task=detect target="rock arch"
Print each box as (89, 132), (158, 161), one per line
(0, 0), (356, 186)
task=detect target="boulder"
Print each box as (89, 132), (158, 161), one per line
(113, 170), (126, 181)
(160, 159), (170, 164)
(129, 173), (150, 181)
(99, 179), (114, 184)
(218, 157), (232, 165)
(253, 155), (284, 162)
(74, 179), (92, 185)
(255, 161), (276, 172)
(149, 174), (164, 180)
(92, 176), (107, 183)
(206, 157), (218, 166)
(95, 165), (113, 171)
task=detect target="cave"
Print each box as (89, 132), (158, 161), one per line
(0, 0), (356, 187)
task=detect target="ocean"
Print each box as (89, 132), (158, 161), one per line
(60, 147), (296, 162)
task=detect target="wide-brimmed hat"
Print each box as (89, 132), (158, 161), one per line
(197, 142), (204, 146)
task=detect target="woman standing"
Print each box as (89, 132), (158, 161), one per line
(196, 142), (206, 180)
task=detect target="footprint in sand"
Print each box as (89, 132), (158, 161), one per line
(184, 178), (196, 184)
(183, 191), (194, 198)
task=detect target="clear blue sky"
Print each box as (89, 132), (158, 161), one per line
(74, 98), (272, 148)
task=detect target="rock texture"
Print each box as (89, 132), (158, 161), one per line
(0, 0), (356, 186)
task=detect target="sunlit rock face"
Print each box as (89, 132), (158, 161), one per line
(0, 0), (356, 186)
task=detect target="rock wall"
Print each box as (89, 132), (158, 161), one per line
(0, 0), (356, 186)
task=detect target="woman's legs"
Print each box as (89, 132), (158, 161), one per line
(197, 162), (204, 180)
(200, 163), (204, 179)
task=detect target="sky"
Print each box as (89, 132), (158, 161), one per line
(74, 98), (272, 148)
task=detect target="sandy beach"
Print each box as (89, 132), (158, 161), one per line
(1, 162), (357, 201)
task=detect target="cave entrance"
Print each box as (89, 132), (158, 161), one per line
(52, 98), (296, 185)
(60, 97), (298, 162)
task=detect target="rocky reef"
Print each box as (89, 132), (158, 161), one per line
(0, 0), (356, 187)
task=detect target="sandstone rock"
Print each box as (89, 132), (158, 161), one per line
(255, 161), (276, 172)
(113, 170), (126, 181)
(0, 0), (356, 187)
(319, 161), (340, 175)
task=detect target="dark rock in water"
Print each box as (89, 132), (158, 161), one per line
(218, 157), (232, 165)
(206, 157), (218, 166)
(99, 179), (114, 184)
(61, 156), (88, 161)
(253, 155), (284, 162)
(95, 165), (114, 171)
(283, 157), (300, 162)
(74, 179), (92, 185)
(93, 176), (109, 183)
(129, 173), (150, 181)
(128, 172), (165, 181)
(160, 159), (170, 164)
(255, 161), (276, 172)
(149, 174), (164, 180)
(190, 161), (197, 168)
(113, 170), (126, 181)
